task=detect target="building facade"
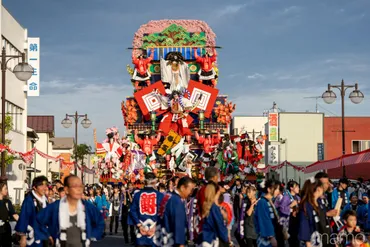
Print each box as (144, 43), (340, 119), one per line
(51, 137), (74, 181)
(231, 116), (268, 167)
(231, 116), (268, 139)
(276, 112), (324, 183)
(1, 4), (30, 204)
(324, 117), (370, 179)
(27, 116), (56, 181)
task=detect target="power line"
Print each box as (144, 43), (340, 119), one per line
(317, 104), (338, 116)
(303, 96), (322, 113)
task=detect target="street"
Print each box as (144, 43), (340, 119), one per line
(92, 235), (132, 247)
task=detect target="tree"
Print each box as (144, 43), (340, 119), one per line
(72, 144), (92, 165)
(0, 115), (15, 167)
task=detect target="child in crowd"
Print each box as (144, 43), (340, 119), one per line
(349, 233), (370, 247)
(158, 183), (166, 193)
(336, 210), (362, 247)
(58, 187), (65, 198)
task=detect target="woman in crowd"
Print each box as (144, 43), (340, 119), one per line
(36, 175), (104, 246)
(167, 179), (175, 193)
(298, 178), (327, 247)
(274, 185), (285, 214)
(109, 186), (120, 235)
(87, 187), (95, 206)
(47, 186), (55, 204)
(0, 182), (18, 247)
(243, 184), (258, 247)
(197, 182), (229, 246)
(120, 184), (134, 244)
(254, 179), (284, 247)
(279, 180), (300, 247)
(235, 184), (248, 246)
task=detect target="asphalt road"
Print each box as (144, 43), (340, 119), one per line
(91, 221), (240, 247)
(91, 234), (133, 247)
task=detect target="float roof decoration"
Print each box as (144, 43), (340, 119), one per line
(132, 19), (217, 56)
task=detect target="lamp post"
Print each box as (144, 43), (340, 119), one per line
(199, 110), (205, 130)
(150, 111), (157, 131)
(1, 47), (33, 181)
(279, 138), (288, 183)
(322, 80), (364, 177)
(61, 112), (91, 177)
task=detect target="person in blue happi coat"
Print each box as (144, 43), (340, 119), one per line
(154, 176), (196, 247)
(341, 193), (368, 228)
(15, 176), (50, 247)
(36, 175), (104, 247)
(197, 182), (229, 247)
(254, 179), (283, 247)
(128, 172), (164, 247)
(298, 178), (328, 247)
(332, 177), (349, 210)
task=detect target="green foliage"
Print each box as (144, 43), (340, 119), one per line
(0, 115), (15, 167)
(13, 204), (21, 214)
(72, 144), (92, 165)
(142, 24), (206, 48)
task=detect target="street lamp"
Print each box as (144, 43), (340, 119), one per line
(1, 48), (34, 181)
(322, 80), (364, 177)
(199, 110), (205, 130)
(150, 111), (157, 131)
(62, 112), (92, 178)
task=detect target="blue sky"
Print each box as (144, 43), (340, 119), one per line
(3, 0), (370, 146)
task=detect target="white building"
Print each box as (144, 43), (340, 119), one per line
(27, 116), (56, 181)
(1, 4), (30, 204)
(231, 116), (268, 167)
(231, 116), (268, 139)
(82, 153), (98, 185)
(51, 137), (74, 180)
(276, 112), (324, 184)
(51, 137), (74, 181)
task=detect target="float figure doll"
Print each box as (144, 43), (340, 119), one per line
(131, 48), (154, 91)
(193, 48), (218, 87)
(155, 89), (201, 137)
(160, 52), (190, 93)
(134, 130), (161, 156)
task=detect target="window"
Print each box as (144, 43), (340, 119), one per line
(5, 101), (23, 133)
(352, 140), (370, 153)
(1, 38), (22, 71)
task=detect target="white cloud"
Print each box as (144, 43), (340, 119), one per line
(28, 80), (132, 146)
(281, 6), (301, 15)
(247, 73), (265, 79)
(230, 86), (370, 116)
(214, 4), (248, 17)
(273, 5), (302, 17)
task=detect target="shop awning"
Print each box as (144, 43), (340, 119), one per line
(305, 148), (370, 174)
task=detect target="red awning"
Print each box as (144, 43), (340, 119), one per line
(305, 148), (370, 174)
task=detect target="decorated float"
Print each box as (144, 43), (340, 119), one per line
(95, 20), (266, 183)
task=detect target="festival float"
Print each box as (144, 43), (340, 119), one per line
(95, 20), (265, 183)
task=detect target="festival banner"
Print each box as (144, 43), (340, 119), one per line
(134, 81), (167, 116)
(268, 112), (279, 141)
(187, 80), (219, 118)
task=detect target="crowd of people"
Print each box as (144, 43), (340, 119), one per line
(0, 169), (370, 247)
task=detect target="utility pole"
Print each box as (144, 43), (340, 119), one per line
(303, 96), (322, 113)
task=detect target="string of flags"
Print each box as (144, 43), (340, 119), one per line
(257, 161), (305, 173)
(0, 143), (95, 172)
(0, 143), (305, 175)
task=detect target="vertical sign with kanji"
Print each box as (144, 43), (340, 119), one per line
(317, 143), (324, 161)
(27, 37), (40, 96)
(268, 113), (279, 141)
